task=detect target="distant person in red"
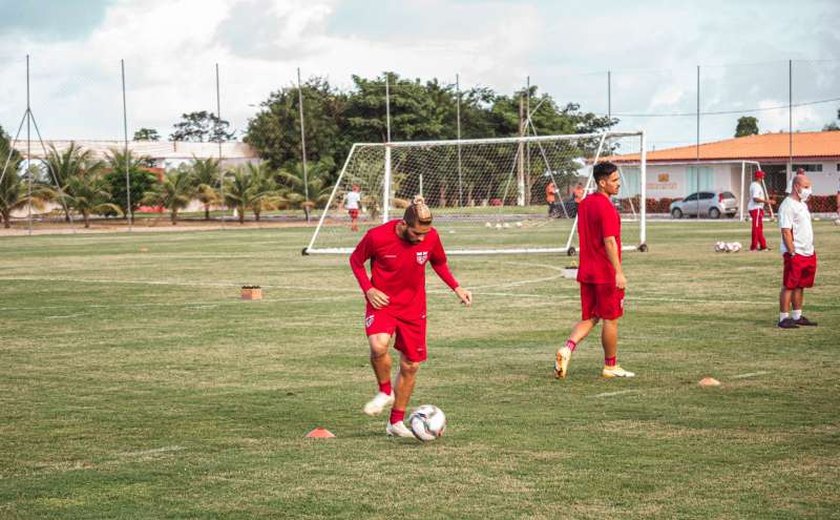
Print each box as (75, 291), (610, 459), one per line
(545, 181), (558, 216)
(555, 162), (634, 379)
(350, 196), (473, 437)
(748, 170), (769, 251)
(344, 184), (362, 232)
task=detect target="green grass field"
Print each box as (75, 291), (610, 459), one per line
(1, 221), (838, 519)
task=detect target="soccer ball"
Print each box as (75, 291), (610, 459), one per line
(834, 218), (840, 226)
(408, 404), (446, 441)
(728, 242), (742, 253)
(714, 241), (726, 252)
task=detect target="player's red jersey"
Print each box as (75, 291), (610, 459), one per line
(349, 220), (459, 318)
(576, 192), (621, 284)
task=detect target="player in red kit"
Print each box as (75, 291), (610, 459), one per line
(554, 161), (635, 379)
(350, 196), (473, 437)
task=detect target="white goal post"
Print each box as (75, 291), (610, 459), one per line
(303, 131), (647, 255)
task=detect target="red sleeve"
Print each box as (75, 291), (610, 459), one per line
(349, 232), (374, 294)
(601, 198), (620, 239)
(429, 233), (460, 290)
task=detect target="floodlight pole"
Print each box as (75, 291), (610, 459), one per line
(216, 63), (225, 228)
(456, 73), (463, 207)
(297, 67), (310, 220)
(26, 54), (32, 236)
(384, 73), (391, 222)
(695, 64), (700, 216)
(121, 59), (132, 230)
(788, 59), (793, 181)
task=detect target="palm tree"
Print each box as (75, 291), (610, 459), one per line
(141, 167), (195, 225)
(222, 167), (259, 224)
(62, 173), (123, 228)
(44, 143), (105, 221)
(245, 162), (284, 222)
(276, 158), (335, 220)
(0, 163), (52, 228)
(190, 156), (222, 220)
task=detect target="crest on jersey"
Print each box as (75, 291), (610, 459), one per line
(416, 251), (428, 265)
(365, 315), (374, 328)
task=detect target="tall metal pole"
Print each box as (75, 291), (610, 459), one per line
(607, 70), (612, 121)
(696, 65), (700, 216)
(456, 73), (463, 207)
(384, 72), (391, 221)
(216, 63), (225, 228)
(297, 67), (309, 211)
(121, 59), (132, 230)
(385, 73), (391, 142)
(26, 55), (32, 236)
(525, 75), (531, 206)
(788, 59), (793, 180)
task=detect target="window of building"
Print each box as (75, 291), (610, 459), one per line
(792, 164), (822, 172)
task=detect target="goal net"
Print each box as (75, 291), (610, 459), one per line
(304, 131), (647, 255)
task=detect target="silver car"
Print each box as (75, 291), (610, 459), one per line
(670, 191), (738, 219)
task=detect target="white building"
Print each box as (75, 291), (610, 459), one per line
(11, 140), (259, 170)
(612, 131), (840, 207)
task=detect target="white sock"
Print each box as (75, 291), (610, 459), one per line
(791, 309), (802, 320)
(779, 312), (789, 323)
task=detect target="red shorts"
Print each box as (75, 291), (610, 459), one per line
(580, 282), (624, 321)
(782, 253), (817, 289)
(348, 209), (360, 219)
(364, 307), (427, 362)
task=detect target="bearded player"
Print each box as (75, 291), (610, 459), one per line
(350, 196), (472, 437)
(555, 161), (635, 379)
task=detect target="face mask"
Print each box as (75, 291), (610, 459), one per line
(799, 187), (812, 202)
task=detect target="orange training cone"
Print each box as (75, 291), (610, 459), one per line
(305, 427), (336, 439)
(699, 377), (721, 387)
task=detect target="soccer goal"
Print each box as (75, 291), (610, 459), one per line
(303, 130), (647, 255)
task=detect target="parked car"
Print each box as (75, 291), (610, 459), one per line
(670, 191), (737, 219)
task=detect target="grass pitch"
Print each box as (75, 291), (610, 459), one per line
(0, 221), (838, 519)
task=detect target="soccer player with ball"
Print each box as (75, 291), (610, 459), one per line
(555, 162), (635, 379)
(350, 196), (472, 437)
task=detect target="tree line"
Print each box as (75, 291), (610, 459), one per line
(0, 127), (322, 227)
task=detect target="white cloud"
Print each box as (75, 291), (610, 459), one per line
(0, 0), (836, 149)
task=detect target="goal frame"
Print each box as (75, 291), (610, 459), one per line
(303, 130), (647, 255)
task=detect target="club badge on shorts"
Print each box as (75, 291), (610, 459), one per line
(416, 251), (429, 265)
(365, 315), (374, 327)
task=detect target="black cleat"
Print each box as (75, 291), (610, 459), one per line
(777, 318), (800, 329)
(795, 316), (818, 326)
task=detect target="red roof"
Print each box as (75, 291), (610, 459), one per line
(614, 131), (840, 163)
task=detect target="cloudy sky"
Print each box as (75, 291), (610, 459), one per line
(0, 0), (837, 150)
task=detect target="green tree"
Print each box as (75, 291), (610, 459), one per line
(222, 167), (258, 224)
(62, 172), (123, 228)
(0, 160), (55, 228)
(43, 143), (105, 221)
(171, 111), (235, 142)
(190, 157), (222, 220)
(141, 167), (195, 225)
(133, 128), (161, 141)
(104, 149), (158, 217)
(276, 157), (334, 219)
(244, 162), (283, 222)
(245, 77), (347, 170)
(735, 116), (759, 137)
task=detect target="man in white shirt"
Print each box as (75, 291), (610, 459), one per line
(344, 184), (362, 232)
(785, 167), (806, 195)
(747, 170), (769, 251)
(777, 174), (818, 329)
